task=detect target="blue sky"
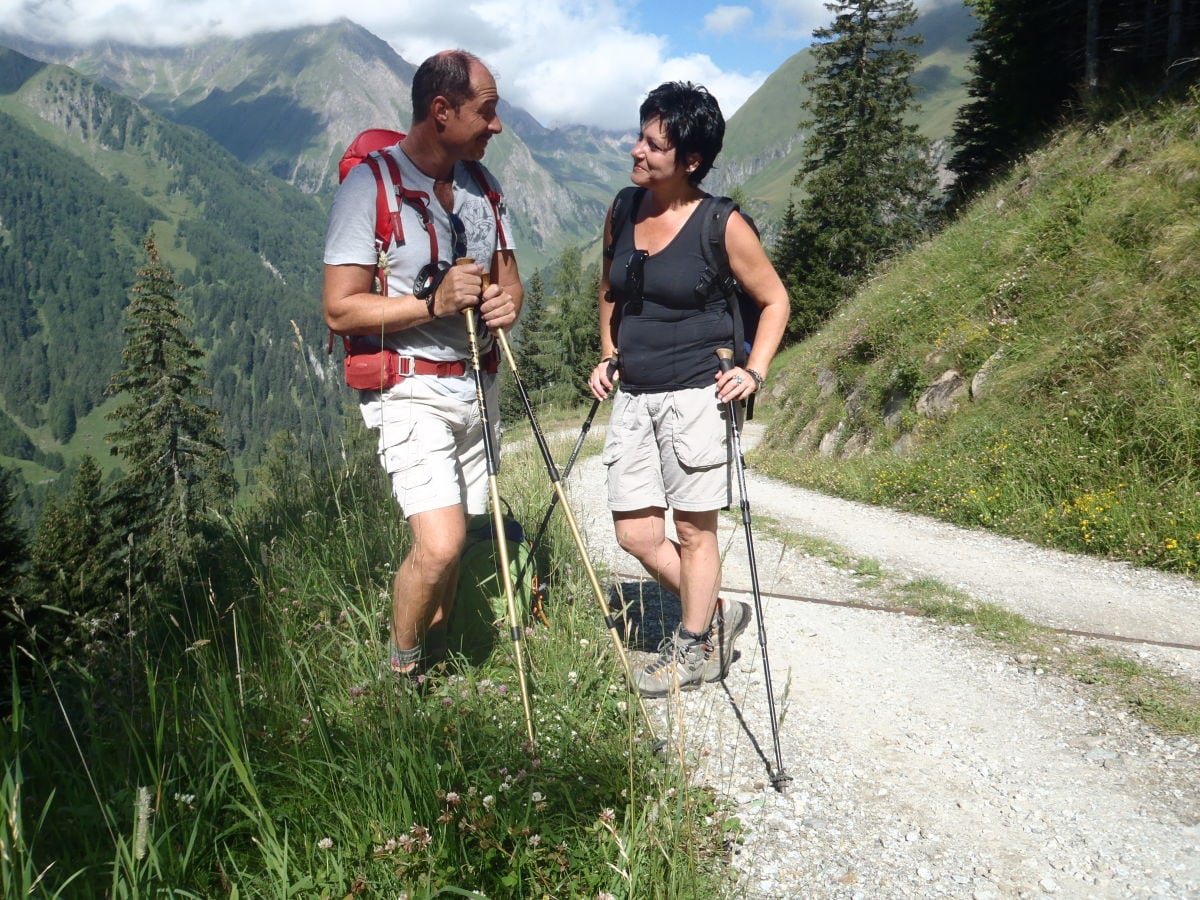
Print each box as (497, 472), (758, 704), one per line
(0, 0), (842, 129)
(632, 0), (826, 75)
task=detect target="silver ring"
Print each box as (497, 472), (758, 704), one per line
(733, 375), (744, 385)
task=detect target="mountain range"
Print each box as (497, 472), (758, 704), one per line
(3, 3), (974, 261)
(0, 5), (975, 492)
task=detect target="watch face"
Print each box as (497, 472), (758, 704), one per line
(414, 261), (449, 299)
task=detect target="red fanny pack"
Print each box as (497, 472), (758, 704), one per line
(344, 347), (402, 391)
(343, 344), (499, 391)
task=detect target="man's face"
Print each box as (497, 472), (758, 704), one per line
(446, 63), (503, 160)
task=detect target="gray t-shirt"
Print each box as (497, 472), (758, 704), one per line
(324, 144), (515, 405)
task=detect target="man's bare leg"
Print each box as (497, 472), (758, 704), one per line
(392, 504), (467, 659)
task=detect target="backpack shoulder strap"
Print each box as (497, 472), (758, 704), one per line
(698, 195), (739, 290)
(696, 196), (757, 375)
(604, 186), (645, 260)
(462, 161), (510, 250)
(363, 150), (406, 251)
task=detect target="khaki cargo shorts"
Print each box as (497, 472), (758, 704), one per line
(603, 387), (731, 513)
(365, 375), (499, 518)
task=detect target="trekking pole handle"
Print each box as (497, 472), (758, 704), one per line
(455, 256), (489, 293)
(716, 347), (735, 373)
(605, 349), (619, 382)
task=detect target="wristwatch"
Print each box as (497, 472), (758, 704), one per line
(413, 261), (449, 313)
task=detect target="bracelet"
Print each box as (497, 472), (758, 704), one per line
(747, 368), (765, 391)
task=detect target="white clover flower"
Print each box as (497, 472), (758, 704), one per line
(531, 791), (544, 802)
(317, 837), (333, 850)
(482, 794), (496, 808)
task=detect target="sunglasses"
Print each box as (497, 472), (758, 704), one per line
(625, 249), (649, 312)
(449, 213), (468, 262)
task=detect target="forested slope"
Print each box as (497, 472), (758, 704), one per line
(0, 47), (337, 490)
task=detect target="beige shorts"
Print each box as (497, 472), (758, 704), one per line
(367, 375), (499, 518)
(603, 387), (731, 513)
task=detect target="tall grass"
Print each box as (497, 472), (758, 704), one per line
(2, 391), (729, 896)
(759, 89), (1200, 575)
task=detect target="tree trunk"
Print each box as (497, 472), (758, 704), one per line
(1085, 0), (1101, 97)
(1166, 0), (1184, 71)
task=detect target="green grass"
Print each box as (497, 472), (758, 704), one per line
(2, 413), (731, 897)
(757, 88), (1200, 577)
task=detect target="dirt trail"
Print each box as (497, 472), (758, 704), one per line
(554, 423), (1200, 899)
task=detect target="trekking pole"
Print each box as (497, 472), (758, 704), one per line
(716, 348), (791, 792)
(493, 330), (657, 742)
(460, 259), (536, 744)
(515, 352), (619, 620)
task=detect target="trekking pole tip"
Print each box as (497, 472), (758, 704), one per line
(770, 771), (793, 793)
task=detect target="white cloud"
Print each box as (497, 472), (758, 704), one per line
(759, 0), (832, 41)
(656, 54), (766, 123)
(704, 5), (753, 37)
(0, 0), (783, 129)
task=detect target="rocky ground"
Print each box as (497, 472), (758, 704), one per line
(561, 423), (1200, 899)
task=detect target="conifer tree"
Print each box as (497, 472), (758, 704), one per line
(25, 456), (124, 664)
(512, 271), (555, 394)
(557, 254), (602, 402)
(785, 0), (938, 338)
(948, 0), (1078, 198)
(0, 466), (27, 660)
(106, 236), (234, 588)
(949, 0), (1200, 198)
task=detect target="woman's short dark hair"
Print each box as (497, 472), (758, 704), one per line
(412, 50), (482, 122)
(639, 82), (725, 185)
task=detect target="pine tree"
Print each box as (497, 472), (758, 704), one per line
(25, 456), (125, 664)
(513, 271), (555, 393)
(0, 466), (28, 661)
(106, 236), (234, 588)
(948, 0), (1079, 198)
(949, 0), (1200, 198)
(553, 248), (601, 402)
(785, 0), (938, 337)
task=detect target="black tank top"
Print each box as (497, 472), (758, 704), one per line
(610, 195), (734, 392)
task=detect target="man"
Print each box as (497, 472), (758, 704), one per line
(323, 50), (522, 676)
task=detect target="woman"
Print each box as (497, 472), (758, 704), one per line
(588, 81), (789, 698)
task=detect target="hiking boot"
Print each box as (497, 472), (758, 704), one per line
(636, 628), (708, 698)
(703, 598), (751, 682)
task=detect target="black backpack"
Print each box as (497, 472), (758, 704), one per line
(606, 186), (762, 415)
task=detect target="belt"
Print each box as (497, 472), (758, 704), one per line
(397, 344), (499, 377)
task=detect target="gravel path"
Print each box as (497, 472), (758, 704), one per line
(557, 423), (1200, 899)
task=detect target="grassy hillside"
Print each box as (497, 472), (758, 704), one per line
(756, 88), (1200, 575)
(1, 420), (730, 896)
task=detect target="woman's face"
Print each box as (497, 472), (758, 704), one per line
(630, 116), (692, 188)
